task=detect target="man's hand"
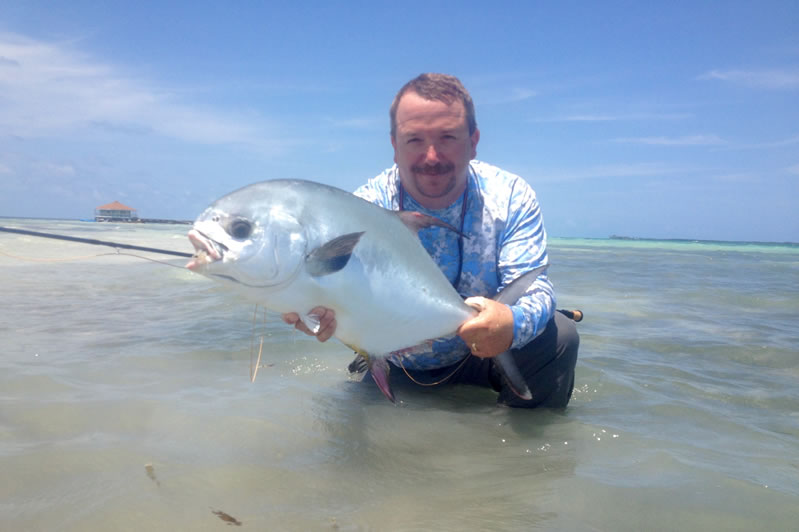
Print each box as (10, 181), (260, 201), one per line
(281, 307), (337, 342)
(457, 297), (514, 358)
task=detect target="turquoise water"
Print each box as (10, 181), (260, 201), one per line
(1, 220), (798, 530)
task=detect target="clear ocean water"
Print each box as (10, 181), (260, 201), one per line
(1, 219), (798, 531)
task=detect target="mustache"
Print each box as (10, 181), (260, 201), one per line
(411, 162), (455, 175)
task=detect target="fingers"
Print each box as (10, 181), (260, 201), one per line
(463, 296), (488, 312)
(281, 308), (337, 342)
(458, 298), (514, 358)
(311, 307), (336, 342)
(281, 312), (300, 325)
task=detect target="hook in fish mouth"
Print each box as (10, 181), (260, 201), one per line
(186, 229), (228, 270)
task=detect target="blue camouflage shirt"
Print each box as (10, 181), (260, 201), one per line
(354, 160), (556, 370)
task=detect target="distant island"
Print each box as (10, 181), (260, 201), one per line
(609, 235), (798, 246)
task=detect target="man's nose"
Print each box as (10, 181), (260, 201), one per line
(423, 143), (440, 161)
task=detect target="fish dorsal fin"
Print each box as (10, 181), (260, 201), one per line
(305, 231), (365, 277)
(397, 211), (467, 238)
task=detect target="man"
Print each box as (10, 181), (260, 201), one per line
(284, 73), (579, 408)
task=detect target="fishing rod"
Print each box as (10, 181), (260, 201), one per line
(1, 224), (585, 322)
(0, 225), (193, 258)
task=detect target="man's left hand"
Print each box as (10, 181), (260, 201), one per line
(457, 297), (514, 358)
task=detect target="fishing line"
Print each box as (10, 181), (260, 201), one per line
(398, 354), (471, 387)
(399, 183), (469, 291)
(250, 304), (268, 383)
(4, 223), (275, 386)
(0, 245), (189, 270)
(112, 252), (190, 269)
(0, 247), (115, 263)
(0, 225), (193, 258)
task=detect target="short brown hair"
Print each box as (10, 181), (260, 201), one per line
(390, 73), (477, 138)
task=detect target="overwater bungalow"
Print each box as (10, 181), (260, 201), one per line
(95, 201), (138, 222)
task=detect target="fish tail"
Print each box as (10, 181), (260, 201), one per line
(493, 351), (532, 401)
(490, 268), (545, 401)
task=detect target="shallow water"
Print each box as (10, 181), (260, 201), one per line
(1, 220), (798, 530)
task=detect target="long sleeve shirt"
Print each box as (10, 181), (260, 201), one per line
(354, 160), (556, 370)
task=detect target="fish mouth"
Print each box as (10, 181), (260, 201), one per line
(186, 229), (228, 270)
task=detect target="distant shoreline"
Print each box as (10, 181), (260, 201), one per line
(608, 234), (798, 247)
(0, 215), (191, 225)
(93, 218), (192, 225)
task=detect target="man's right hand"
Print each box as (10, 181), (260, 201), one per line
(281, 307), (337, 342)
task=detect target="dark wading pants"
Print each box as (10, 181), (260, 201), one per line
(389, 311), (580, 408)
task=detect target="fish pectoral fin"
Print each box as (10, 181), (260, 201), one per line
(345, 349), (394, 401)
(368, 356), (395, 403)
(397, 211), (468, 239)
(494, 351), (533, 401)
(346, 349), (369, 382)
(305, 232), (365, 277)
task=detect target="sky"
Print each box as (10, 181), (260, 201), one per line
(1, 1), (797, 242)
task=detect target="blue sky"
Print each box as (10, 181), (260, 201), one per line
(1, 1), (797, 242)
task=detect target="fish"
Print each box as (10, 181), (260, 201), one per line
(186, 179), (544, 403)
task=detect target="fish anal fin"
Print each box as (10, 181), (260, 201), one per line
(398, 211), (467, 239)
(305, 231), (365, 277)
(491, 267), (548, 400)
(368, 356), (395, 403)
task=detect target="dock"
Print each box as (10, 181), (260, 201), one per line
(94, 200), (191, 224)
(94, 217), (192, 225)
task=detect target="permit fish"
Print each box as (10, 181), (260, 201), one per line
(186, 179), (543, 403)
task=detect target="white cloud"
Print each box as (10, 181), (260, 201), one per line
(741, 135), (799, 149)
(698, 69), (799, 89)
(0, 55), (20, 67)
(526, 162), (692, 182)
(0, 32), (279, 150)
(32, 161), (77, 178)
(705, 135), (799, 152)
(786, 164), (799, 175)
(710, 172), (759, 183)
(507, 87), (537, 101)
(323, 116), (381, 129)
(534, 112), (691, 122)
(610, 135), (725, 146)
(480, 87), (537, 105)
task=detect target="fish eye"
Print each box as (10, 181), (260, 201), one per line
(228, 218), (253, 240)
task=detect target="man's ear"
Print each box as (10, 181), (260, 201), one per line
(391, 134), (398, 164)
(470, 128), (480, 159)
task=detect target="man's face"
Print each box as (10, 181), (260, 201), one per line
(392, 91), (479, 209)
